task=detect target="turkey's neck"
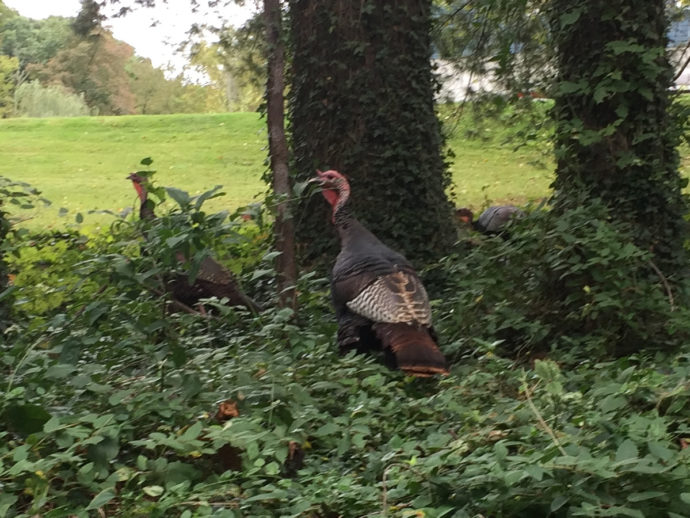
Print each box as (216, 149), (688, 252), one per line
(333, 186), (375, 247)
(133, 181), (155, 220)
(332, 185), (353, 231)
(133, 181), (147, 203)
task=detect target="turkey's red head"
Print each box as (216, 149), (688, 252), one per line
(128, 172), (155, 220)
(127, 172), (148, 203)
(311, 169), (350, 222)
(456, 208), (474, 225)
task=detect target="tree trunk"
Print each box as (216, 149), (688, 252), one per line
(0, 203), (9, 333)
(550, 0), (688, 275)
(265, 0), (297, 309)
(289, 0), (456, 264)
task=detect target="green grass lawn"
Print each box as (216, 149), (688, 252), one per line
(0, 113), (267, 230)
(1, 111), (687, 230)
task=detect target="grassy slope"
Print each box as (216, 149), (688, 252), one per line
(445, 122), (554, 209)
(0, 113), (267, 230)
(1, 111), (687, 229)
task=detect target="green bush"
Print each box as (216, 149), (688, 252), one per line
(14, 80), (91, 118)
(2, 191), (689, 517)
(0, 176), (51, 332)
(434, 199), (690, 360)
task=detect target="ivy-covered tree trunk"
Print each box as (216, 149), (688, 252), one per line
(550, 0), (688, 275)
(0, 205), (9, 333)
(289, 0), (456, 263)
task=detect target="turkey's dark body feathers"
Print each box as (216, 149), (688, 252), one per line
(171, 257), (261, 313)
(331, 218), (447, 376)
(475, 205), (524, 234)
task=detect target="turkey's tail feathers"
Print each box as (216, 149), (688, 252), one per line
(373, 323), (449, 377)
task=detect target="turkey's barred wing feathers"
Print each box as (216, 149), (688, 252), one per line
(195, 257), (233, 285)
(374, 323), (448, 376)
(345, 270), (432, 325)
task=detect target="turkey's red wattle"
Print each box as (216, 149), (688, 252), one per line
(132, 181), (147, 203)
(321, 188), (338, 208)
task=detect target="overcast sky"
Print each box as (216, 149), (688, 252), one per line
(3, 0), (258, 73)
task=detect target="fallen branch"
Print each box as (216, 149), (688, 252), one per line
(647, 259), (675, 311)
(522, 376), (568, 457)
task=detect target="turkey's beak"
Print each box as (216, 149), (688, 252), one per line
(307, 170), (328, 188)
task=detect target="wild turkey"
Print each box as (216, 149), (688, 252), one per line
(456, 205), (524, 235)
(128, 173), (261, 313)
(311, 169), (448, 377)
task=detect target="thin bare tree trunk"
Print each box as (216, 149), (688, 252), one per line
(264, 0), (297, 310)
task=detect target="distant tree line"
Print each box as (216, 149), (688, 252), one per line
(0, 0), (263, 117)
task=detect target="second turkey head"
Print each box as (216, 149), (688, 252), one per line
(128, 172), (155, 220)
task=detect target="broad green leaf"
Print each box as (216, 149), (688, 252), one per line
(494, 441), (508, 459)
(181, 421), (203, 441)
(559, 8), (582, 27)
(194, 185), (224, 210)
(599, 395), (626, 413)
(315, 422), (339, 436)
(647, 441), (673, 462)
(166, 462), (201, 485)
(136, 455), (148, 470)
(264, 461), (280, 475)
(627, 491), (665, 502)
(524, 464), (545, 481)
(615, 439), (639, 463)
(45, 364), (76, 379)
(86, 489), (116, 510)
(0, 493), (18, 517)
(244, 490), (288, 502)
(504, 470), (524, 485)
(165, 235), (187, 248)
(166, 187), (191, 207)
(593, 85), (609, 104)
(550, 494), (568, 512)
(558, 80), (586, 94)
(43, 416), (62, 434)
(251, 268), (274, 280)
(143, 485), (164, 497)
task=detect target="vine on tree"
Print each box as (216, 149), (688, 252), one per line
(549, 0), (688, 276)
(288, 0), (457, 264)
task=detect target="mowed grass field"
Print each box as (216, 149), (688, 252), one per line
(1, 111), (687, 230)
(0, 113), (267, 230)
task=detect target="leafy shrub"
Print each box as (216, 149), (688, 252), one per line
(0, 176), (51, 332)
(14, 80), (91, 117)
(2, 190), (689, 517)
(434, 199), (690, 360)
